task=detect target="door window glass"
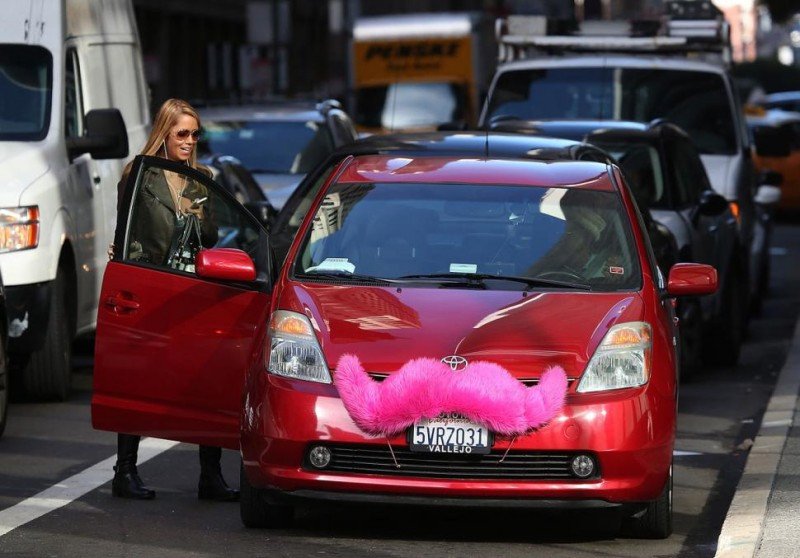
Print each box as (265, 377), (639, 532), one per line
(123, 158), (265, 276)
(64, 49), (83, 139)
(0, 45), (52, 140)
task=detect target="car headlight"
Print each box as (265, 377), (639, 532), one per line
(0, 206), (39, 253)
(576, 322), (652, 393)
(266, 310), (331, 383)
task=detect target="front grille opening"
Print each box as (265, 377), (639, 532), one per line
(303, 444), (600, 481)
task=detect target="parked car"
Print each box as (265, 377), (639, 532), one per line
(491, 119), (744, 369)
(746, 108), (799, 214)
(270, 131), (679, 277)
(198, 100), (358, 209)
(481, 7), (779, 321)
(200, 154), (278, 228)
(0, 269), (8, 437)
(92, 151), (717, 538)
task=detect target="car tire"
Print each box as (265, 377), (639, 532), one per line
(240, 463), (293, 528)
(678, 299), (703, 380)
(625, 464), (673, 539)
(703, 269), (744, 367)
(20, 270), (72, 401)
(0, 334), (8, 438)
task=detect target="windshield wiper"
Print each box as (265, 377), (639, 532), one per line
(398, 273), (591, 291)
(299, 270), (398, 285)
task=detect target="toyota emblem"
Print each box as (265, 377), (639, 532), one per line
(441, 355), (468, 371)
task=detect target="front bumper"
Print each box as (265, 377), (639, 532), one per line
(241, 374), (675, 506)
(5, 281), (52, 354)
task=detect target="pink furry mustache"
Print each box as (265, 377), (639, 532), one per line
(334, 355), (569, 437)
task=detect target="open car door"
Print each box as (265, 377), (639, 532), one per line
(92, 156), (273, 449)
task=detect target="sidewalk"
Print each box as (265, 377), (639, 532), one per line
(715, 316), (800, 558)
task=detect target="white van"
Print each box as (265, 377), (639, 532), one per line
(0, 0), (149, 400)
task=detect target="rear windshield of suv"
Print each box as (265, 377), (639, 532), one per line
(0, 45), (52, 141)
(487, 67), (736, 155)
(293, 181), (642, 292)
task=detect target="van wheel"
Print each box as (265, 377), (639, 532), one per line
(240, 463), (293, 528)
(0, 336), (8, 437)
(21, 270), (72, 401)
(624, 465), (673, 539)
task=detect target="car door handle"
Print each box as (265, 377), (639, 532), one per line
(104, 294), (140, 313)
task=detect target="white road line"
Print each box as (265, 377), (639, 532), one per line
(0, 437), (179, 538)
(673, 450), (704, 456)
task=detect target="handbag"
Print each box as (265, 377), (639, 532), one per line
(166, 214), (203, 273)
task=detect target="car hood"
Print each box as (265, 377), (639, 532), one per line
(0, 143), (50, 205)
(252, 172), (302, 208)
(282, 283), (644, 380)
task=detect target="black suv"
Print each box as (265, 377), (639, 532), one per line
(198, 100), (358, 209)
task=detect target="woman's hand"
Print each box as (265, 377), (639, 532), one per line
(180, 196), (206, 218)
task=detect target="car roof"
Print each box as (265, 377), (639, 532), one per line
(336, 154), (614, 191)
(198, 104), (325, 123)
(338, 131), (613, 163)
(496, 55), (725, 75)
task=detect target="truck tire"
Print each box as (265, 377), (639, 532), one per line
(0, 335), (8, 437)
(240, 463), (293, 528)
(21, 270), (72, 401)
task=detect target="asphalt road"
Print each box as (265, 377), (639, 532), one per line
(0, 222), (798, 558)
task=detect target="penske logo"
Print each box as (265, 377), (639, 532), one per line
(364, 41), (461, 61)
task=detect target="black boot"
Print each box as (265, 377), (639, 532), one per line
(198, 445), (239, 502)
(112, 434), (156, 500)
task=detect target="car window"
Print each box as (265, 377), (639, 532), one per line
(292, 181), (641, 291)
(487, 67), (737, 155)
(64, 49), (83, 140)
(201, 120), (334, 174)
(122, 158), (265, 276)
(668, 139), (707, 206)
(593, 142), (666, 210)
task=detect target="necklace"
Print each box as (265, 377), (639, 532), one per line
(165, 171), (187, 219)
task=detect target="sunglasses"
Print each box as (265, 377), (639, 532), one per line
(173, 128), (202, 140)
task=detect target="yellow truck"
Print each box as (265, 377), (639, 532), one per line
(350, 13), (492, 133)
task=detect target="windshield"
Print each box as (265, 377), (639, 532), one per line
(200, 120), (333, 174)
(0, 45), (52, 141)
(293, 181), (642, 291)
(355, 82), (466, 130)
(487, 67), (736, 155)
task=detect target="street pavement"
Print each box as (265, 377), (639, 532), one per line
(716, 237), (800, 558)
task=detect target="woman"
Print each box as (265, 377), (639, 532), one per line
(111, 98), (238, 502)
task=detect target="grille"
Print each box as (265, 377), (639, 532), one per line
(308, 444), (596, 480)
(368, 373), (576, 387)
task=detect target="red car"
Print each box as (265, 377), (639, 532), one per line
(92, 153), (717, 538)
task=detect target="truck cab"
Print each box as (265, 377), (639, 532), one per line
(0, 0), (149, 400)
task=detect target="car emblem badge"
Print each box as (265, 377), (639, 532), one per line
(441, 355), (468, 371)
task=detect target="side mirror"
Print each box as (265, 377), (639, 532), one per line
(66, 108), (129, 161)
(752, 125), (791, 158)
(755, 184), (781, 206)
(667, 263), (718, 297)
(697, 190), (729, 217)
(244, 200), (278, 230)
(195, 248), (256, 282)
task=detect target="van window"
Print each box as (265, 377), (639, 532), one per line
(64, 49), (84, 139)
(0, 45), (53, 141)
(487, 67), (737, 155)
(356, 82), (466, 130)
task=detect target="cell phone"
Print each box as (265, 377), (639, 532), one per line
(190, 196), (208, 208)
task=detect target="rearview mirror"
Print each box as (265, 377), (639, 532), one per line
(667, 263), (718, 297)
(195, 248), (256, 282)
(66, 108), (129, 161)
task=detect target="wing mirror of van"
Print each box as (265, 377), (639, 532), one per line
(666, 263), (718, 297)
(244, 200), (278, 230)
(66, 108), (129, 161)
(195, 248), (256, 282)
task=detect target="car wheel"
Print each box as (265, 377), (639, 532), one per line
(20, 269), (72, 401)
(751, 257), (770, 316)
(625, 464), (673, 539)
(240, 463), (293, 528)
(0, 335), (8, 438)
(703, 270), (743, 367)
(678, 299), (703, 380)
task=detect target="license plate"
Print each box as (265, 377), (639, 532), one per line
(408, 414), (492, 454)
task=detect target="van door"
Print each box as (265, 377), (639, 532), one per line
(91, 156), (273, 449)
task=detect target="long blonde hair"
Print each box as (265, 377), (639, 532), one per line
(121, 98), (202, 181)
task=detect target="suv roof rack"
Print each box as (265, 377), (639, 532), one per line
(496, 0), (730, 67)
